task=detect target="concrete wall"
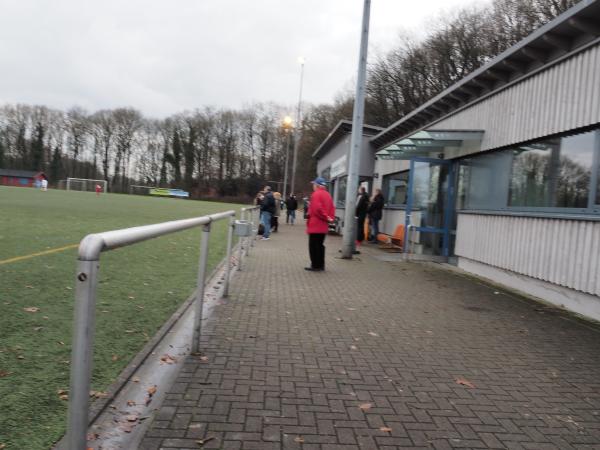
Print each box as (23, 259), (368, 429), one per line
(316, 135), (378, 180)
(455, 212), (600, 320)
(431, 44), (600, 159)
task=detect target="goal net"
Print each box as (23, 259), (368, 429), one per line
(129, 185), (157, 196)
(66, 178), (107, 192)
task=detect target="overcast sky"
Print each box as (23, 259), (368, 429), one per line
(0, 0), (480, 118)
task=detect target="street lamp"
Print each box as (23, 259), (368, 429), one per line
(282, 116), (293, 199)
(290, 56), (305, 197)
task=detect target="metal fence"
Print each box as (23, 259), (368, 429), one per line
(66, 206), (261, 449)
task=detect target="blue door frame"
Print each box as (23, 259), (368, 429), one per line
(404, 158), (455, 257)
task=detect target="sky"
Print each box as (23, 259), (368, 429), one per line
(0, 0), (480, 118)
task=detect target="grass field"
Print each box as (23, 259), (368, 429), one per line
(0, 186), (243, 450)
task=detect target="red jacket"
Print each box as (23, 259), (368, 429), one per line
(306, 187), (335, 234)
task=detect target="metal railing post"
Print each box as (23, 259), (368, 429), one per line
(250, 208), (257, 247)
(223, 216), (234, 297)
(66, 259), (100, 450)
(238, 209), (245, 271)
(192, 222), (212, 354)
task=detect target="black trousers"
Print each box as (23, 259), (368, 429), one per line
(308, 233), (326, 269)
(357, 214), (367, 242)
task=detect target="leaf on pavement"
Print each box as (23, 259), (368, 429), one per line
(350, 345), (358, 350)
(132, 376), (140, 383)
(147, 385), (157, 396)
(200, 356), (209, 362)
(23, 307), (40, 313)
(294, 436), (305, 443)
(359, 403), (372, 411)
(196, 436), (215, 446)
(368, 332), (379, 337)
(160, 354), (177, 365)
(127, 400), (136, 406)
(455, 377), (476, 388)
(125, 414), (138, 422)
(380, 426), (392, 432)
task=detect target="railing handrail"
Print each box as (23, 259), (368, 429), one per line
(66, 207), (254, 450)
(78, 210), (235, 260)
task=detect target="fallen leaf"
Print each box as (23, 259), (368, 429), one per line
(350, 345), (358, 350)
(25, 285), (34, 289)
(23, 307), (40, 313)
(128, 295), (135, 299)
(65, 286), (72, 290)
(0, 370), (12, 377)
(380, 426), (392, 432)
(147, 385), (157, 396)
(43, 316), (49, 320)
(111, 355), (119, 361)
(86, 432), (99, 441)
(294, 436), (305, 443)
(125, 414), (138, 422)
(33, 326), (43, 331)
(196, 436), (215, 446)
(347, 308), (356, 311)
(160, 354), (177, 365)
(17, 355), (25, 360)
(132, 376), (140, 383)
(368, 332), (379, 337)
(58, 341), (65, 346)
(90, 391), (109, 399)
(127, 400), (136, 406)
(120, 423), (134, 433)
(1, 444), (7, 450)
(359, 403), (372, 411)
(455, 377), (476, 388)
(124, 329), (135, 333)
(200, 356), (209, 361)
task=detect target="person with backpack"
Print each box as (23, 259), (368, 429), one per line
(260, 186), (275, 240)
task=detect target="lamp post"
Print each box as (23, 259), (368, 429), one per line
(341, 0), (371, 259)
(290, 57), (305, 197)
(282, 116), (293, 199)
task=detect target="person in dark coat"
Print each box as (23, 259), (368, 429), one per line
(355, 186), (370, 245)
(368, 188), (384, 242)
(285, 194), (298, 225)
(260, 186), (275, 240)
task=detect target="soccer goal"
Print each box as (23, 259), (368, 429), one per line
(129, 185), (157, 196)
(66, 178), (107, 192)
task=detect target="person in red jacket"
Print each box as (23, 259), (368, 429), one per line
(305, 177), (335, 271)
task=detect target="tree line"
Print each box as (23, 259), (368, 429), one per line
(0, 0), (577, 200)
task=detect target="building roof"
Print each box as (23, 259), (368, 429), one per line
(312, 120), (384, 159)
(370, 0), (600, 149)
(0, 169), (44, 178)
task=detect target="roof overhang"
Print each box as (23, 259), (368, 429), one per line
(370, 0), (600, 150)
(313, 120), (384, 159)
(376, 130), (484, 160)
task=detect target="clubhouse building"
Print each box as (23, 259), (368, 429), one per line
(313, 0), (600, 321)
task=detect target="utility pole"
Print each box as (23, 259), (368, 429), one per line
(282, 116), (292, 199)
(290, 57), (305, 197)
(341, 0), (371, 259)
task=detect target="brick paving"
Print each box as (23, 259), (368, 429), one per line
(140, 225), (600, 450)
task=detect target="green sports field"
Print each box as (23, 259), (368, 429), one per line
(0, 186), (243, 450)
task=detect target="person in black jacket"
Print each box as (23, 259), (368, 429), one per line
(285, 193), (298, 225)
(368, 188), (384, 242)
(355, 186), (370, 244)
(260, 186), (276, 240)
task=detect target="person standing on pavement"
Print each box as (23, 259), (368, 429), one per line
(355, 186), (370, 247)
(285, 193), (298, 225)
(271, 192), (282, 232)
(260, 186), (275, 240)
(305, 177), (335, 272)
(368, 188), (384, 242)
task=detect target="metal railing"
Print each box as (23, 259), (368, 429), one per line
(237, 206), (260, 271)
(65, 207), (259, 449)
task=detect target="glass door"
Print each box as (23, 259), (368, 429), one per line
(405, 158), (454, 257)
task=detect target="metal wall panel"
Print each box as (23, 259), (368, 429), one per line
(433, 45), (600, 154)
(456, 213), (600, 296)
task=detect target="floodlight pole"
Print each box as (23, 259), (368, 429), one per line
(290, 59), (305, 197)
(283, 130), (291, 199)
(341, 0), (371, 259)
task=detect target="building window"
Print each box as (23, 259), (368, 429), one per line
(458, 127), (599, 213)
(336, 176), (347, 207)
(382, 171), (409, 206)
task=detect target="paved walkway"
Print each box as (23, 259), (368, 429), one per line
(140, 225), (600, 450)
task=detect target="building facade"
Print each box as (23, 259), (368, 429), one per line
(314, 0), (600, 321)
